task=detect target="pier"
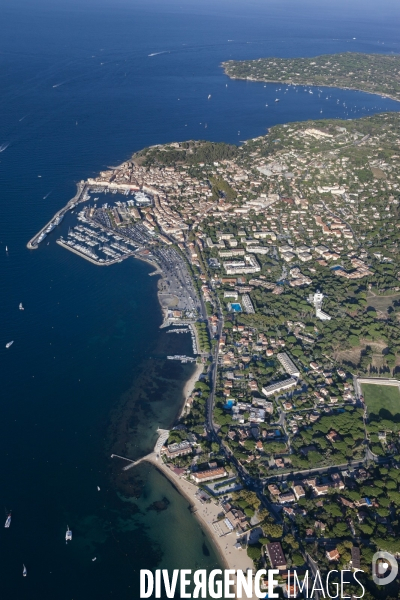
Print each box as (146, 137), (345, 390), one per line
(56, 238), (137, 266)
(110, 429), (170, 471)
(167, 355), (196, 363)
(27, 182), (87, 250)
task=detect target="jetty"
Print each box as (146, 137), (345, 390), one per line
(167, 355), (196, 363)
(27, 182), (87, 249)
(56, 238), (137, 266)
(111, 429), (170, 471)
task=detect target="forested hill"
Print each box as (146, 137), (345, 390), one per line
(132, 140), (238, 167)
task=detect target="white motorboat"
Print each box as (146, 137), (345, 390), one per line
(65, 526), (72, 542)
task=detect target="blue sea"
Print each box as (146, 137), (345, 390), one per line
(0, 0), (399, 597)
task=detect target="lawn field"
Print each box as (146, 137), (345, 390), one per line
(362, 383), (400, 418)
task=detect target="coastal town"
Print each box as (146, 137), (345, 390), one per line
(29, 107), (400, 597)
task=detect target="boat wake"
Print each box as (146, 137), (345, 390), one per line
(148, 51), (169, 57)
(52, 81), (67, 88)
(0, 142), (10, 153)
(43, 190), (53, 200)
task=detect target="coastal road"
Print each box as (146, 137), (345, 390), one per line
(206, 310), (223, 436)
(260, 459), (366, 485)
(204, 307), (261, 492)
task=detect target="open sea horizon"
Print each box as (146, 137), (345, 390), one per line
(1, 0), (400, 597)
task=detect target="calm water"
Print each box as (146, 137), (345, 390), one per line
(0, 0), (399, 597)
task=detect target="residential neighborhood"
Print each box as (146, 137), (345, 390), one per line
(71, 112), (400, 597)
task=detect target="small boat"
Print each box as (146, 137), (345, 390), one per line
(23, 565), (27, 577)
(4, 513), (11, 528)
(5, 341), (14, 349)
(5, 246), (8, 252)
(92, 557), (97, 562)
(19, 303), (24, 311)
(275, 98), (279, 102)
(65, 526), (72, 542)
(207, 94), (211, 100)
(97, 486), (100, 491)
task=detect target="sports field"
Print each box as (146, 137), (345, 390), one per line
(361, 383), (400, 418)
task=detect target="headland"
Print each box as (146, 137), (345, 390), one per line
(222, 52), (400, 103)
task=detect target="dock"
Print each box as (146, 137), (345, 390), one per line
(110, 429), (170, 471)
(27, 182), (87, 250)
(167, 355), (196, 363)
(56, 239), (137, 266)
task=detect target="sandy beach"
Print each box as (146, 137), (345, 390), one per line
(143, 454), (259, 598)
(144, 454), (255, 572)
(182, 360), (204, 399)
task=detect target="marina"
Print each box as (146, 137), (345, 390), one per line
(166, 324), (198, 354)
(28, 183), (203, 333)
(27, 183), (153, 251)
(28, 185), (160, 267)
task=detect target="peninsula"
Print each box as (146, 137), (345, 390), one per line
(223, 52), (400, 102)
(29, 84), (400, 596)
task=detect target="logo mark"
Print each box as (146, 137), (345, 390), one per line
(372, 552), (398, 586)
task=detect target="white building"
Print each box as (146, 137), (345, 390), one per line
(262, 377), (297, 397)
(242, 294), (255, 314)
(277, 353), (300, 378)
(224, 254), (260, 275)
(309, 290), (332, 321)
(224, 291), (238, 300)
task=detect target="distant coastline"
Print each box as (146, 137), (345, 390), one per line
(225, 74), (400, 104)
(222, 52), (400, 104)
